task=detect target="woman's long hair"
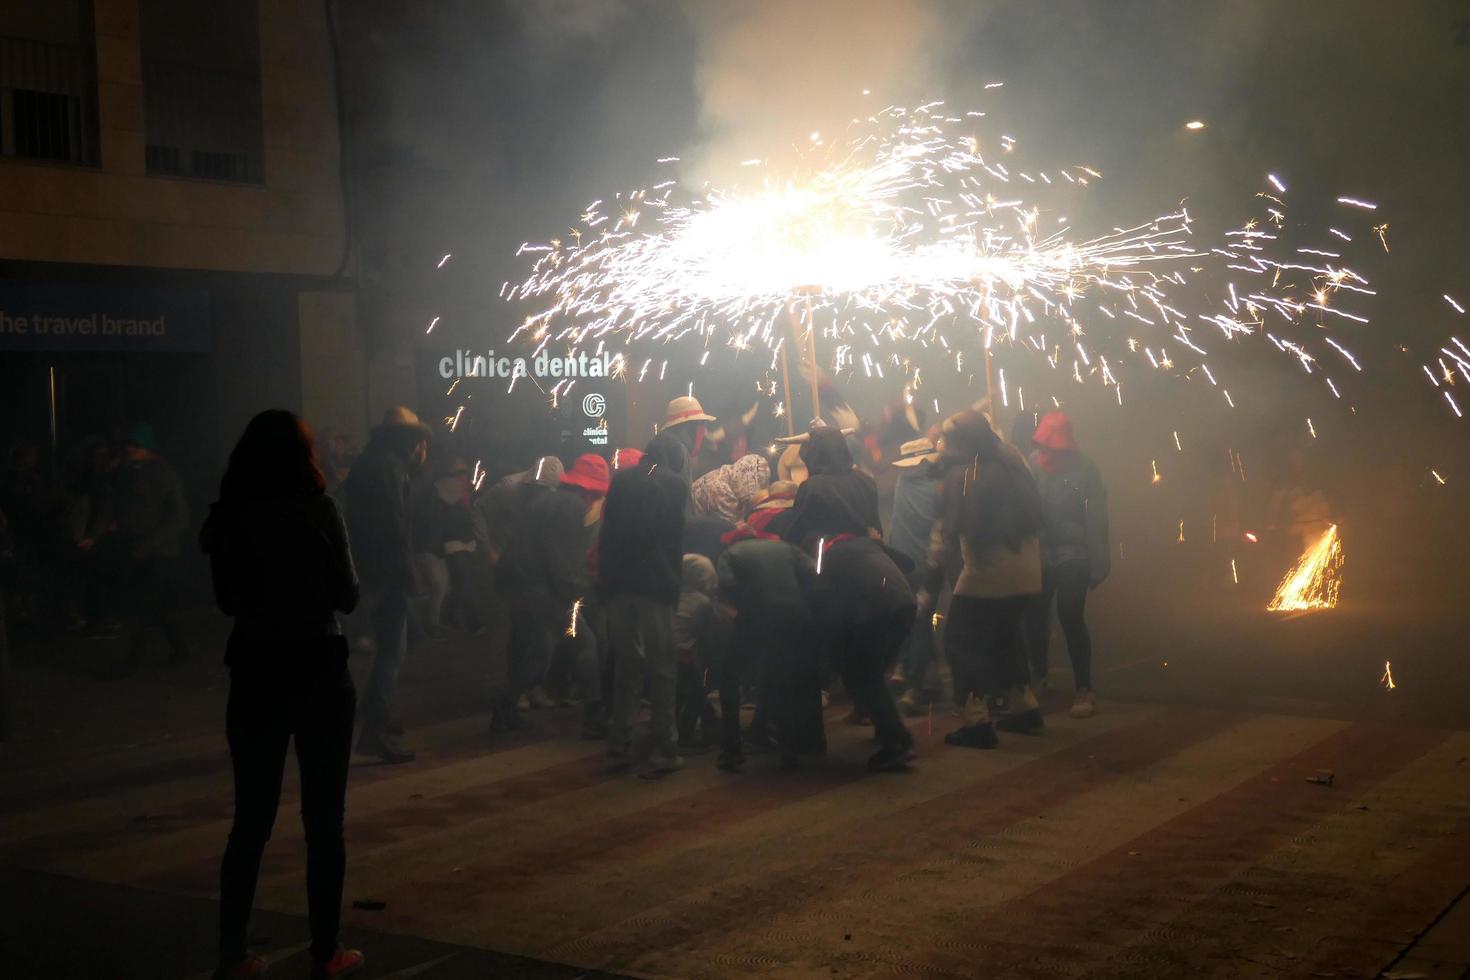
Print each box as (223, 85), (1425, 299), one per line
(941, 421), (1043, 553)
(220, 410), (326, 502)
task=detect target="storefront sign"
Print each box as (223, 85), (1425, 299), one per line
(0, 281), (211, 352)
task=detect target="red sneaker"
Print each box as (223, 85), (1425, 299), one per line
(311, 947), (364, 979)
(213, 954), (267, 979)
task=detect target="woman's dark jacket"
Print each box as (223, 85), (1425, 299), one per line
(200, 494), (359, 662)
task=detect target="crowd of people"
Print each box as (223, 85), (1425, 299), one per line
(3, 391), (1109, 979)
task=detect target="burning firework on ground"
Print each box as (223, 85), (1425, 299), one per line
(1267, 524), (1344, 612)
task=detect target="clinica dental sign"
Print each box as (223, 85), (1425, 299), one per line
(438, 349), (619, 380)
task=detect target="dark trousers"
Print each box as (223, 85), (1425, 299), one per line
(839, 607), (914, 750)
(676, 659), (718, 741)
(220, 655), (355, 963)
(945, 595), (1031, 713)
(897, 570), (939, 692)
(718, 616), (815, 759)
(360, 588), (408, 738)
(125, 556), (189, 666)
(1025, 560), (1092, 689)
(507, 599), (557, 701)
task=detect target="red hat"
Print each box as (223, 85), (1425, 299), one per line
(1032, 412), (1078, 451)
(613, 447), (644, 472)
(561, 453), (610, 494)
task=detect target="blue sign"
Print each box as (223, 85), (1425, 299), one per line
(0, 281), (211, 352)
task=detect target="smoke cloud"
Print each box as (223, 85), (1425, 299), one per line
(688, 0), (966, 184)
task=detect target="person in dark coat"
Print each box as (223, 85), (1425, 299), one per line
(483, 455), (564, 724)
(200, 410), (364, 980)
(343, 406), (429, 764)
(597, 433), (688, 775)
(714, 529), (819, 772)
(1024, 412), (1109, 718)
(812, 534), (917, 770)
(782, 424), (881, 548)
(109, 422), (191, 674)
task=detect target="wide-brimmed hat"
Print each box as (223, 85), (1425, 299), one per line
(381, 405), (432, 439)
(561, 453), (611, 495)
(892, 437), (939, 468)
(663, 395), (716, 429)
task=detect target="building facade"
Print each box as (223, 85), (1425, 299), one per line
(0, 0), (412, 515)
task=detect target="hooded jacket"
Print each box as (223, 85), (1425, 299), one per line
(782, 427), (881, 548)
(1030, 413), (1109, 577)
(200, 494), (359, 654)
(691, 454), (770, 523)
(597, 449), (689, 605)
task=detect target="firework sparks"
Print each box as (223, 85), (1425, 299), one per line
(1267, 524), (1344, 612)
(1380, 660), (1396, 691)
(566, 597), (583, 638)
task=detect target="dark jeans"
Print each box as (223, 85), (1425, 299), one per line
(945, 595), (1031, 713)
(220, 652), (355, 963)
(718, 614), (817, 759)
(605, 594), (678, 757)
(1025, 560), (1092, 689)
(838, 607), (915, 750)
(507, 599), (557, 700)
(360, 588), (408, 738)
(897, 570), (939, 692)
(125, 555), (189, 666)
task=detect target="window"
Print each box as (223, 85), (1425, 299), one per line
(140, 0), (264, 183)
(0, 2), (101, 166)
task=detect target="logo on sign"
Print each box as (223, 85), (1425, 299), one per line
(582, 393), (606, 418)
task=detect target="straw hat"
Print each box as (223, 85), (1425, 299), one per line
(892, 437), (939, 468)
(662, 395), (716, 429)
(380, 405), (432, 439)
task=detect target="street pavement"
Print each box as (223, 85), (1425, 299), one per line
(1, 610), (1468, 979)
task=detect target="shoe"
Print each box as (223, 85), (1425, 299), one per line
(944, 723), (999, 749)
(528, 686), (556, 710)
(645, 751), (684, 773)
(994, 708), (1045, 735)
(1070, 688), (1096, 719)
(356, 731), (416, 764)
(311, 947), (364, 979)
(843, 709), (873, 726)
(515, 694), (531, 712)
(867, 741), (916, 772)
(716, 750), (745, 772)
(213, 954), (267, 979)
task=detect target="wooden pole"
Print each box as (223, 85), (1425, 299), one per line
(778, 339), (796, 437)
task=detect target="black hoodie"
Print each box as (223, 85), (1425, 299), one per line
(782, 427), (881, 549)
(596, 437), (689, 605)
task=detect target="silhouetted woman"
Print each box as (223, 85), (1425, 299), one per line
(201, 410), (364, 980)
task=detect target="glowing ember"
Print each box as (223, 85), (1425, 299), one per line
(1380, 660), (1396, 690)
(1267, 524), (1344, 612)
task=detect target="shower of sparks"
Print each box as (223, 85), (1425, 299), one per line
(426, 316), (441, 334)
(507, 98), (1401, 429)
(1431, 469), (1446, 485)
(1446, 294), (1466, 315)
(1267, 524), (1344, 612)
(1380, 660), (1396, 691)
(1151, 459), (1162, 484)
(1172, 430), (1182, 452)
(566, 597), (583, 638)
(816, 537), (826, 574)
(437, 253), (453, 269)
(1231, 559), (1238, 584)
